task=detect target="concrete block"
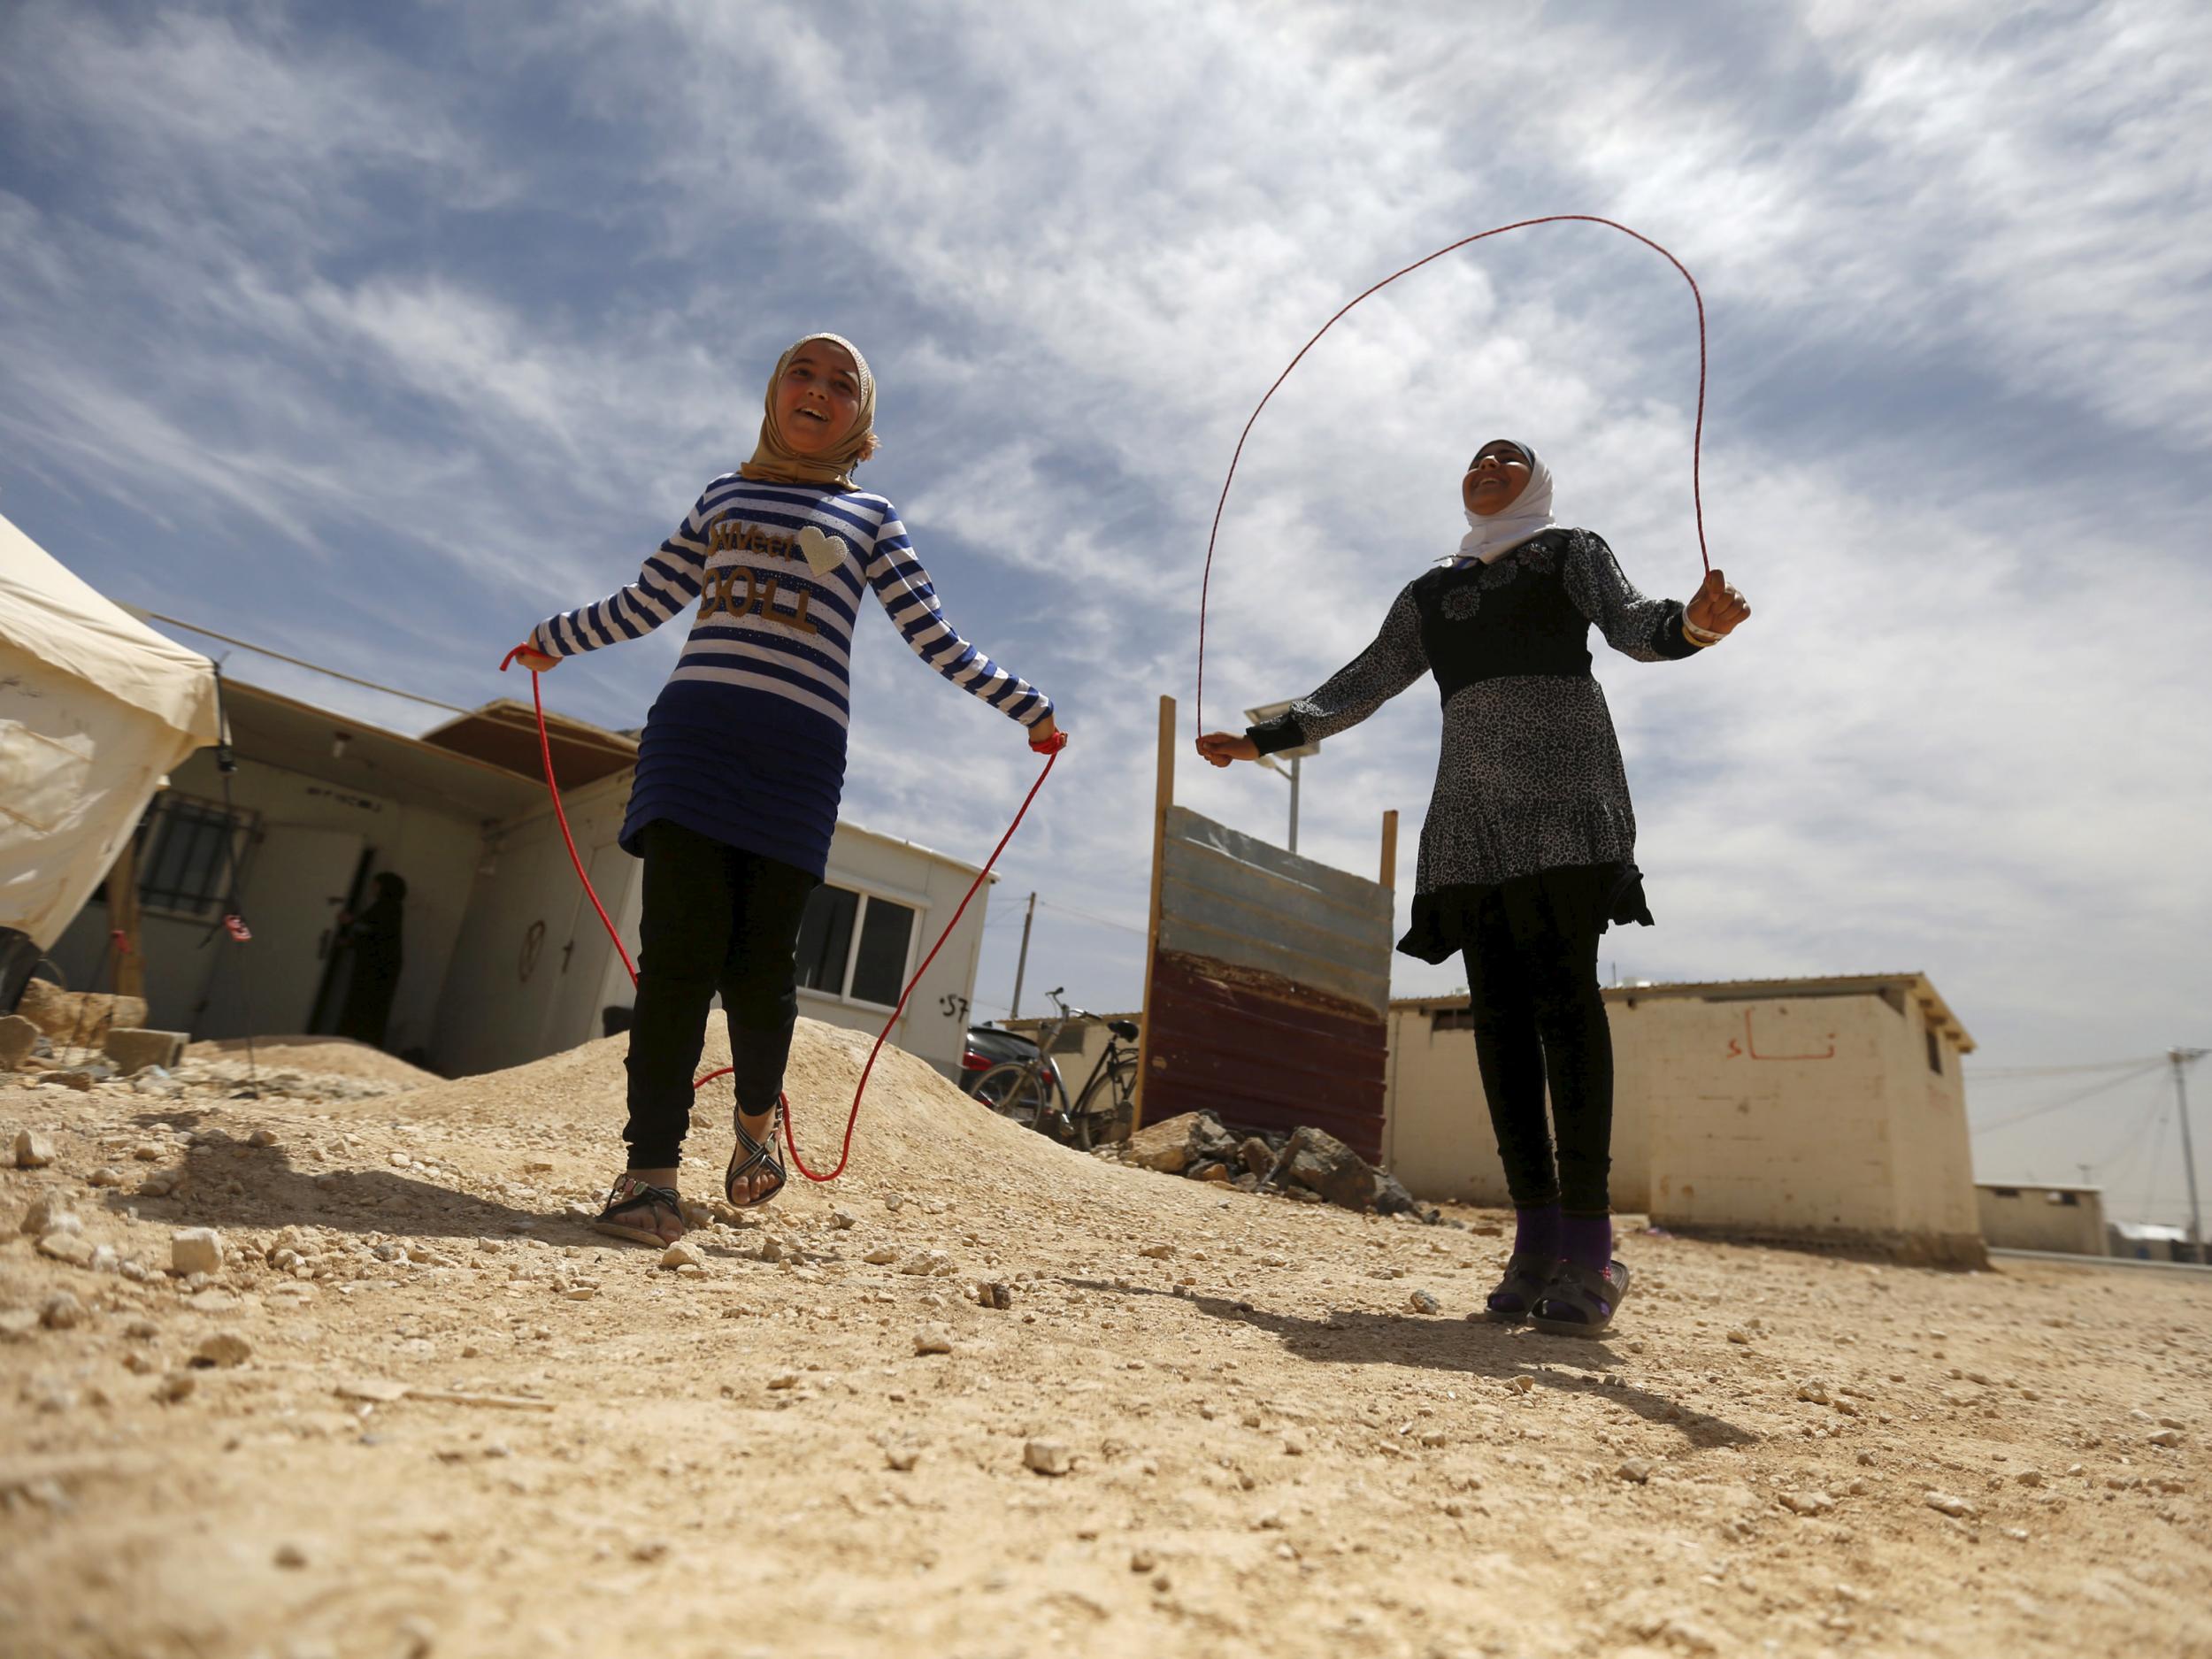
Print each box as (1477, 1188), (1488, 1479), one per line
(15, 979), (146, 1042)
(171, 1227), (225, 1277)
(104, 1028), (188, 1073)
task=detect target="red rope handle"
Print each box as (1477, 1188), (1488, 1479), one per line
(501, 647), (636, 982)
(1195, 214), (1709, 734)
(501, 647), (1063, 1184)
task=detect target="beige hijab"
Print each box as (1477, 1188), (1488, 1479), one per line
(738, 332), (877, 491)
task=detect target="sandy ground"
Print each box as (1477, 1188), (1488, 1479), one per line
(2, 1020), (2208, 1659)
(180, 1037), (442, 1087)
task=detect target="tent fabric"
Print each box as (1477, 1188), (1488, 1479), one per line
(0, 511), (220, 947)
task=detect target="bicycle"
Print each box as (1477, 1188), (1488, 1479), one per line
(969, 987), (1141, 1150)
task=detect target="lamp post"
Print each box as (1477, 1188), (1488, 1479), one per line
(1243, 701), (1322, 855)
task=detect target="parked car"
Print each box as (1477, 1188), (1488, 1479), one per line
(959, 1024), (1061, 1100)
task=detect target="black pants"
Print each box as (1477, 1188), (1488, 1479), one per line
(624, 819), (818, 1169)
(1459, 873), (1614, 1217)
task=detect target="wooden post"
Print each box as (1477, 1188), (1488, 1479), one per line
(106, 835), (145, 1002)
(1378, 808), (1402, 1169)
(1132, 694), (1176, 1134)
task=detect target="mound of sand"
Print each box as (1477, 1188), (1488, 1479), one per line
(185, 1034), (441, 1087)
(388, 1017), (1217, 1232)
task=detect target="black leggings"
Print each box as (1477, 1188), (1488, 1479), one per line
(1459, 877), (1613, 1217)
(623, 819), (818, 1169)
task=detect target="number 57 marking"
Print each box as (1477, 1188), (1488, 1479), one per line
(939, 994), (971, 1023)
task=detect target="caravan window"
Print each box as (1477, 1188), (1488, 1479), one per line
(795, 887), (859, 994)
(132, 794), (257, 920)
(795, 883), (919, 1009)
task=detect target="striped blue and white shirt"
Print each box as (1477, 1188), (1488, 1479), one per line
(529, 473), (1053, 876)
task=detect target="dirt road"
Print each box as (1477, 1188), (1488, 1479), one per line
(4, 1024), (2207, 1657)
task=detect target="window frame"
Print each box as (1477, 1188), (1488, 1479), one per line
(127, 792), (259, 923)
(794, 877), (927, 1014)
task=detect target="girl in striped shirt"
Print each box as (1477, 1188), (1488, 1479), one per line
(512, 334), (1062, 1245)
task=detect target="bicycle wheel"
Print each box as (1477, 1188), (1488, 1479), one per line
(972, 1061), (1052, 1133)
(1073, 1054), (1140, 1149)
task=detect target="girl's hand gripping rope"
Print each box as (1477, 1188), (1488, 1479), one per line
(1683, 570), (1750, 640)
(1029, 715), (1069, 755)
(507, 642), (558, 673)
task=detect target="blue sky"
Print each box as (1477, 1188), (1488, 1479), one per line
(4, 2), (2208, 1223)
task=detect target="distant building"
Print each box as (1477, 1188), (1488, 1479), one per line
(2108, 1220), (2197, 1264)
(49, 682), (991, 1082)
(1384, 973), (1983, 1266)
(1976, 1182), (2107, 1256)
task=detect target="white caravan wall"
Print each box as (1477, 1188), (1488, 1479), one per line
(51, 747), (484, 1054)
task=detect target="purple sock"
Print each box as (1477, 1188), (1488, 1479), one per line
(1511, 1203), (1562, 1260)
(1560, 1213), (1613, 1274)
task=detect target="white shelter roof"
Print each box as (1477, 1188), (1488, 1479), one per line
(0, 511), (219, 744)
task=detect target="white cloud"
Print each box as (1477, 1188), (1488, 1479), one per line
(1, 0), (2206, 1219)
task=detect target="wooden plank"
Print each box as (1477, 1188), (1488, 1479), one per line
(1132, 694), (1175, 1134)
(106, 835), (145, 1002)
(1379, 810), (1399, 893)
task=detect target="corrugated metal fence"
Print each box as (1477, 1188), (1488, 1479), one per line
(1141, 802), (1396, 1161)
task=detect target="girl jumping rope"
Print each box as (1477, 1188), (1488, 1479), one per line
(512, 334), (1062, 1246)
(1198, 440), (1747, 1335)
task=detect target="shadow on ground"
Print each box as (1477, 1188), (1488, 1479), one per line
(96, 1109), (583, 1242)
(1062, 1277), (1755, 1448)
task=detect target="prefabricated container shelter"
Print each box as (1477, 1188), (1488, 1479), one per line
(50, 680), (537, 1059)
(1384, 973), (1983, 1264)
(1975, 1183), (2108, 1256)
(50, 683), (993, 1082)
(2108, 1221), (2200, 1265)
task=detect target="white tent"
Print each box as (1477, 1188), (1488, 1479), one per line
(0, 511), (221, 948)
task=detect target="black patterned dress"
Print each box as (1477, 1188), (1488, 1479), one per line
(1246, 527), (1701, 964)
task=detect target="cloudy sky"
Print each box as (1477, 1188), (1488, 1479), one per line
(4, 2), (2207, 1223)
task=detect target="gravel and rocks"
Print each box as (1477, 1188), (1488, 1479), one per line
(0, 1018), (2205, 1659)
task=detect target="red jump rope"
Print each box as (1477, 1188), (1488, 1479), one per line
(510, 214), (1705, 1181)
(1194, 214), (1711, 733)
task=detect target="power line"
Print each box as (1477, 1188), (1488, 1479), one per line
(140, 611), (476, 716)
(2136, 1107), (2174, 1223)
(1969, 1061), (2169, 1135)
(2088, 1079), (2171, 1177)
(1033, 896), (1148, 937)
(2093, 1083), (2170, 1207)
(1964, 1056), (2165, 1082)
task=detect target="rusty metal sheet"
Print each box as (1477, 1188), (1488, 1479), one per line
(1144, 949), (1387, 1162)
(1141, 805), (1397, 1164)
(1156, 805), (1394, 1013)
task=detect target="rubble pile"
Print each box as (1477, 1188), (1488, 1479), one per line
(1104, 1110), (1434, 1221)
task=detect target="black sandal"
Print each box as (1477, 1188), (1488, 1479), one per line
(591, 1172), (686, 1247)
(725, 1102), (787, 1210)
(1529, 1258), (1632, 1339)
(1476, 1251), (1555, 1325)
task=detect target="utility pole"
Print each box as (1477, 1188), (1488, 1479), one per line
(1244, 701), (1319, 856)
(1009, 892), (1037, 1019)
(2172, 1048), (2207, 1262)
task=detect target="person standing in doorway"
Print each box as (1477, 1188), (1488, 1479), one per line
(334, 871), (407, 1049)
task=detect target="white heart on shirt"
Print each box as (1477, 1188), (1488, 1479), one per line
(797, 526), (847, 575)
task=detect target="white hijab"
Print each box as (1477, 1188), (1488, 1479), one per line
(1448, 440), (1556, 565)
